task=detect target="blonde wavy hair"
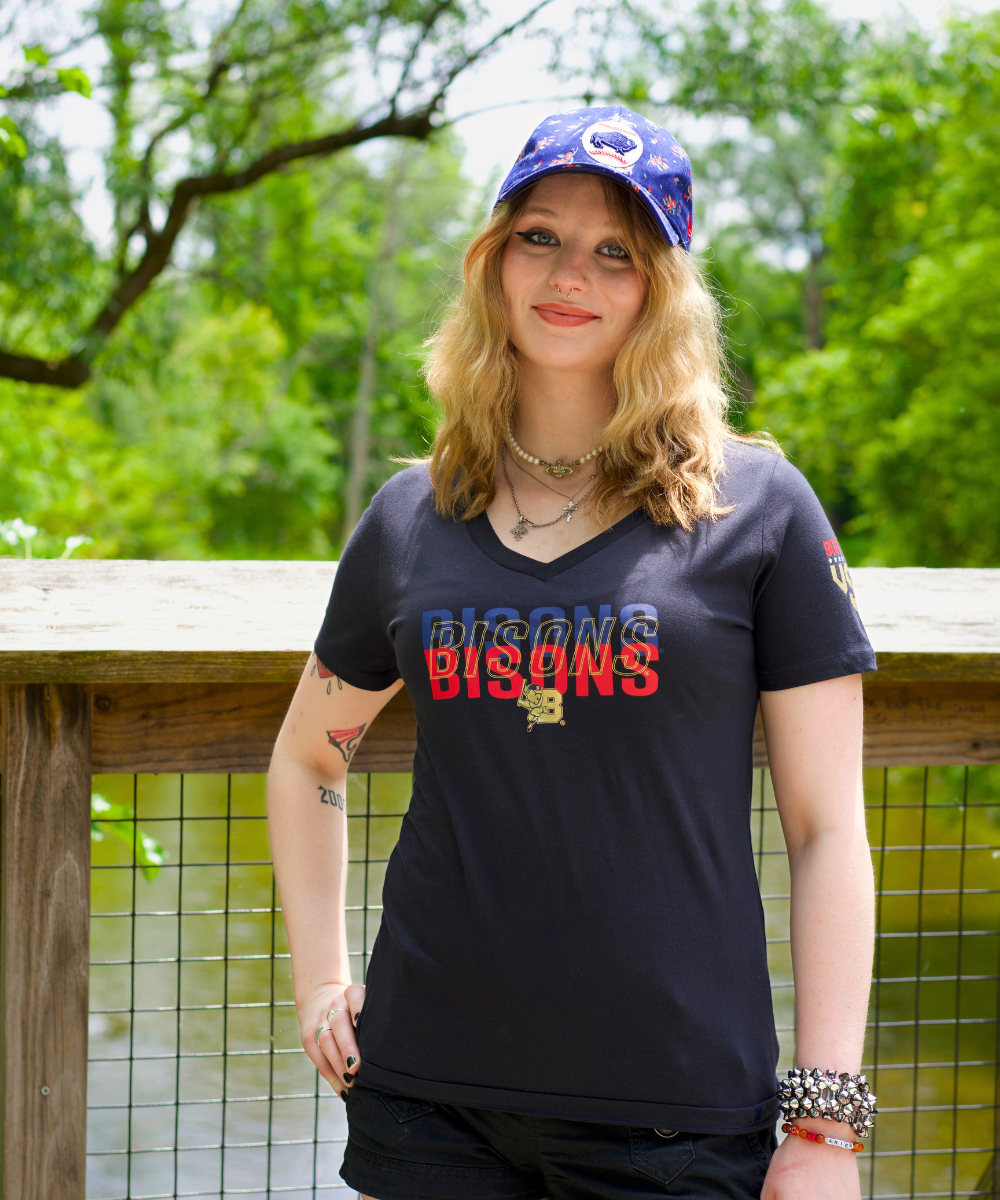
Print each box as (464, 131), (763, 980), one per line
(424, 175), (773, 530)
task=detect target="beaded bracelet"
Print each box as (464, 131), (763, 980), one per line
(782, 1123), (863, 1153)
(777, 1067), (877, 1138)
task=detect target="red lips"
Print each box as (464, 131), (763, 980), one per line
(532, 302), (599, 327)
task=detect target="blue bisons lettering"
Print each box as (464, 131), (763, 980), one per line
(421, 605), (659, 726)
(824, 538), (860, 612)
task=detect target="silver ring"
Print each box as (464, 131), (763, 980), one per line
(327, 1008), (347, 1022)
(314, 1024), (332, 1045)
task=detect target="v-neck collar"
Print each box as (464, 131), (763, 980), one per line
(465, 507), (648, 581)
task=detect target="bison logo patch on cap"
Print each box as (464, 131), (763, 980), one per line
(581, 117), (643, 172)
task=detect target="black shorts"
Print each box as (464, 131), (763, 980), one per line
(341, 1083), (776, 1200)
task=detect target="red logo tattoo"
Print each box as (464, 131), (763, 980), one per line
(327, 724), (367, 762)
(313, 656), (342, 692)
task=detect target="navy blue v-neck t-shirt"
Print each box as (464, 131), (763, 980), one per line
(314, 443), (875, 1133)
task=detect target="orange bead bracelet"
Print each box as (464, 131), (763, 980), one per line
(782, 1122), (863, 1153)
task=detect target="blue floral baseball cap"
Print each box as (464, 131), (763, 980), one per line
(495, 106), (693, 252)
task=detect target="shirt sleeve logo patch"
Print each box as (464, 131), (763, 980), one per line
(824, 538), (859, 612)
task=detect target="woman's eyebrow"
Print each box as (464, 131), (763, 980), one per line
(518, 207), (621, 237)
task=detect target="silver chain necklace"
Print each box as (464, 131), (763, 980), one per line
(502, 449), (597, 542)
(509, 447), (597, 501)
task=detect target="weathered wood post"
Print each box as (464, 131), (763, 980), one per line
(0, 683), (92, 1199)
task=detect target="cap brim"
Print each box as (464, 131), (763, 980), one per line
(496, 163), (686, 251)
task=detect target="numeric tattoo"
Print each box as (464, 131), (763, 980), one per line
(318, 786), (345, 811)
(327, 724), (366, 763)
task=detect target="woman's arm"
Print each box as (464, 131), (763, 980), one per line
(267, 653), (404, 1098)
(759, 673), (875, 1200)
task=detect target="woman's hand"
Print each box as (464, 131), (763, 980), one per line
(299, 982), (366, 1100)
(762, 1131), (861, 1200)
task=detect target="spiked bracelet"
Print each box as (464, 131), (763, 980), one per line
(777, 1068), (877, 1139)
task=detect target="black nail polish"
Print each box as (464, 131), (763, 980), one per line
(344, 1072), (354, 1083)
(340, 1090), (348, 1101)
(346, 1056), (358, 1069)
(353, 1009), (362, 1027)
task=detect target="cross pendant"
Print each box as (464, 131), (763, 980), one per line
(511, 517), (529, 541)
(562, 500), (578, 522)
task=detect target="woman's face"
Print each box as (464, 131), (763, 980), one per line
(500, 174), (648, 376)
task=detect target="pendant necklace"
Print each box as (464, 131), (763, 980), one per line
(508, 424), (603, 478)
(502, 449), (597, 541)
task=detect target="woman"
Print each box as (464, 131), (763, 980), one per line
(267, 107), (876, 1200)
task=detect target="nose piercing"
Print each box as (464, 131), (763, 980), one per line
(566, 288), (575, 299)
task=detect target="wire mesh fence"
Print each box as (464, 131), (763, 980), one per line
(87, 764), (1000, 1199)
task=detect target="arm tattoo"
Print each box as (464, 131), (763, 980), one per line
(327, 724), (366, 763)
(310, 655), (343, 694)
(317, 785), (346, 811)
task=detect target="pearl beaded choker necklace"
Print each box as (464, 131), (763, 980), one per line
(508, 426), (603, 478)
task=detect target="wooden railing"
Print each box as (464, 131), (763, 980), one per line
(1, 560), (998, 1198)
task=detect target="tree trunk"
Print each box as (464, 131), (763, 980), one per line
(340, 153), (412, 544)
(343, 318), (379, 540)
(803, 237), (825, 351)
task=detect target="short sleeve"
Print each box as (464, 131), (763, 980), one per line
(753, 458), (876, 691)
(314, 491), (400, 691)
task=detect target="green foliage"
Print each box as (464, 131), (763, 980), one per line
(0, 0), (479, 555)
(0, 0), (539, 385)
(3, 0), (995, 566)
(91, 793), (168, 882)
(0, 130), (105, 355)
(0, 135), (469, 557)
(753, 14), (1000, 565)
(606, 0), (865, 355)
(0, 44), (92, 166)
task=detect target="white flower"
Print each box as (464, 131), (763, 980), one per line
(10, 518), (38, 540)
(61, 535), (94, 558)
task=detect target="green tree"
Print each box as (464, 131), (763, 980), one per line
(20, 139), (470, 559)
(0, 39), (91, 166)
(0, 0), (549, 389)
(595, 0), (867, 362)
(753, 14), (1000, 565)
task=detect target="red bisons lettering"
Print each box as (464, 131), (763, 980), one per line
(462, 621), (489, 698)
(327, 724), (367, 762)
(420, 605), (661, 714)
(485, 646), (524, 698)
(619, 643), (660, 696)
(530, 644), (568, 694)
(425, 648), (461, 699)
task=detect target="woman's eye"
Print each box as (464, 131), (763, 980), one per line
(515, 230), (559, 247)
(597, 243), (631, 261)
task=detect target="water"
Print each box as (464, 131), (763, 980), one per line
(86, 765), (1000, 1199)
